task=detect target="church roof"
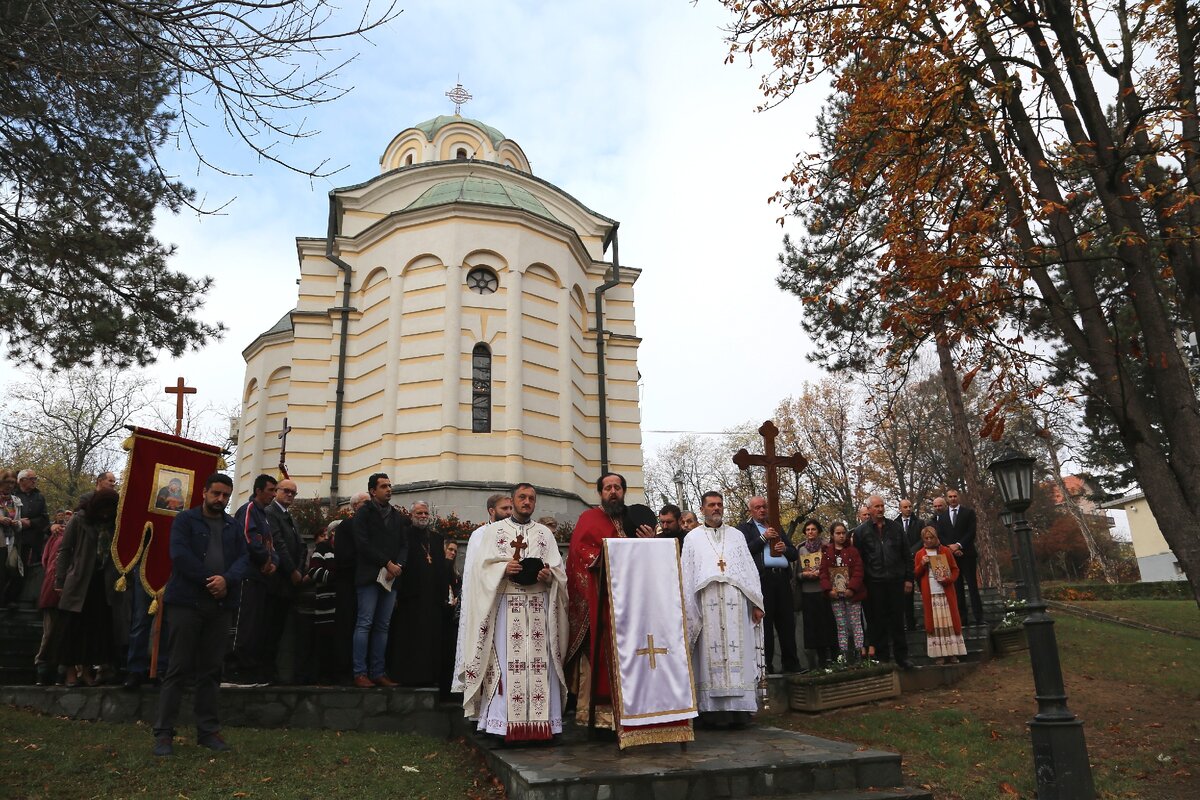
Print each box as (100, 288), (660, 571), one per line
(413, 115), (507, 147)
(405, 176), (559, 222)
(261, 310), (293, 338)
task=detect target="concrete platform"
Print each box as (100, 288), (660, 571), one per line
(473, 723), (932, 800)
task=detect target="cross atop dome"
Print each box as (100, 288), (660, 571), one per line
(445, 79), (472, 115)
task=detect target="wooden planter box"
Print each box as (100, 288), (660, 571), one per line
(788, 668), (901, 712)
(991, 626), (1028, 655)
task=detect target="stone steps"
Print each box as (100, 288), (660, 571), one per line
(472, 724), (920, 800)
(772, 790), (932, 800)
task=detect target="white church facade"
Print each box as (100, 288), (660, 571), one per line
(236, 115), (645, 522)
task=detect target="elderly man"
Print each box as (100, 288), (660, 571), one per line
(265, 478), (305, 683)
(738, 496), (800, 674)
(387, 501), (449, 689)
(853, 495), (913, 668)
(680, 510), (699, 532)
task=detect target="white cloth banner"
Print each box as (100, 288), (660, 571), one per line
(604, 538), (698, 727)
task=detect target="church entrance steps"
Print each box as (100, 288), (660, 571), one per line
(471, 724), (930, 800)
(0, 684), (463, 738)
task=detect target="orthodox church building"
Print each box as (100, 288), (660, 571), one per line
(235, 114), (645, 521)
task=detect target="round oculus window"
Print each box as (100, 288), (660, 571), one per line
(466, 267), (499, 294)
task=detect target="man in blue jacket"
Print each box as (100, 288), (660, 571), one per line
(153, 473), (251, 756)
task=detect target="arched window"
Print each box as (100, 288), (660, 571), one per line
(456, 147), (468, 160)
(405, 152), (414, 166)
(471, 343), (491, 433)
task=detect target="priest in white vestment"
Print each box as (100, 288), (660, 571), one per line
(451, 494), (513, 694)
(681, 490), (765, 728)
(459, 484), (568, 741)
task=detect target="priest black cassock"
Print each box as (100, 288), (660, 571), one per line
(460, 484), (568, 741)
(386, 501), (449, 690)
(681, 491), (766, 728)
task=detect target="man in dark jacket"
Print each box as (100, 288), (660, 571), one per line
(227, 473), (279, 684)
(854, 495), (914, 669)
(738, 496), (801, 673)
(941, 489), (983, 625)
(15, 469), (49, 568)
(152, 473), (250, 756)
(265, 478), (305, 683)
(895, 498), (925, 631)
(350, 473), (408, 688)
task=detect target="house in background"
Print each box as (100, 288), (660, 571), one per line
(1100, 492), (1186, 582)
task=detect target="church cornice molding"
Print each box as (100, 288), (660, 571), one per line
(333, 201), (596, 270)
(381, 478), (591, 509)
(333, 160), (616, 238)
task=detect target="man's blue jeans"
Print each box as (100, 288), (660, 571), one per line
(353, 583), (397, 678)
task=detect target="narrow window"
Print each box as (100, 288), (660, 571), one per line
(456, 147), (468, 160)
(405, 153), (414, 166)
(472, 343), (491, 433)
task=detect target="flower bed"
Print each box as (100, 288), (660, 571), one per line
(788, 662), (900, 712)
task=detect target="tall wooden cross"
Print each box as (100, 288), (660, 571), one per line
(732, 420), (809, 533)
(164, 377), (196, 437)
(277, 416), (293, 479)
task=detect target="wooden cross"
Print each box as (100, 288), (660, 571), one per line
(277, 416), (293, 479)
(635, 633), (669, 670)
(717, 556), (727, 573)
(510, 533), (528, 561)
(732, 420), (809, 533)
(164, 377), (196, 437)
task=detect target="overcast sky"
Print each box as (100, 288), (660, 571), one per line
(110, 1), (832, 457)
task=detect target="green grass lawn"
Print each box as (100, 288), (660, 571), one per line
(772, 613), (1200, 800)
(1062, 599), (1200, 636)
(0, 710), (500, 800)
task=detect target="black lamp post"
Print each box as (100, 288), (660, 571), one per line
(988, 447), (1095, 800)
(998, 509), (1026, 601)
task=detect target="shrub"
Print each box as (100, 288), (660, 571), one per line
(1043, 581), (1189, 601)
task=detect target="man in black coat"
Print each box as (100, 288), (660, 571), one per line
(738, 496), (801, 673)
(894, 498), (924, 631)
(350, 473), (408, 688)
(854, 495), (914, 669)
(941, 489), (983, 625)
(265, 478), (306, 683)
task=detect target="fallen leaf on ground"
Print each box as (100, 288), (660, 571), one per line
(999, 781), (1019, 794)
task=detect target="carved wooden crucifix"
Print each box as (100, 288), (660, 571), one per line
(510, 533), (528, 561)
(164, 377), (196, 437)
(278, 416), (293, 479)
(732, 420), (809, 534)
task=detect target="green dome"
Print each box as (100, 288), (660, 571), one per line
(406, 176), (557, 222)
(412, 115), (507, 147)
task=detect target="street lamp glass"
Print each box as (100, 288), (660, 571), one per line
(988, 447), (1036, 513)
(999, 510), (1016, 528)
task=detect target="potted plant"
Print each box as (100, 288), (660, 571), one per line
(991, 599), (1029, 655)
(787, 657), (901, 712)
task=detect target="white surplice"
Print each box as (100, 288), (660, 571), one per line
(681, 523), (765, 713)
(458, 518), (568, 739)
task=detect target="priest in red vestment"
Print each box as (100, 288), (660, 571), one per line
(566, 473), (691, 745)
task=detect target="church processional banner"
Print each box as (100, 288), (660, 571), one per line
(111, 427), (225, 608)
(603, 538), (697, 747)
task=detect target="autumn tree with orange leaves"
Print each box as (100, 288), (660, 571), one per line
(723, 0), (1200, 605)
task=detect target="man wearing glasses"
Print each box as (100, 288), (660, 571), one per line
(265, 478), (305, 684)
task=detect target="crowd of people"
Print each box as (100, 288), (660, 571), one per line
(3, 463), (983, 754)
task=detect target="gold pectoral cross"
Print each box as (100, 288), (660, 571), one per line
(635, 634), (669, 670)
(717, 557), (727, 573)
